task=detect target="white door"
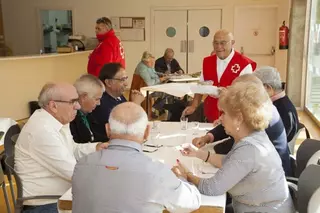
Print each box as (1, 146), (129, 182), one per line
(234, 6), (278, 68)
(154, 10), (187, 71)
(187, 9), (222, 74)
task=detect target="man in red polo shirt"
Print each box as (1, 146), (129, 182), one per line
(87, 17), (125, 77)
(183, 29), (256, 123)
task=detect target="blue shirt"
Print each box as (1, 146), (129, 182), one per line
(72, 139), (201, 213)
(90, 92), (126, 141)
(134, 61), (160, 86)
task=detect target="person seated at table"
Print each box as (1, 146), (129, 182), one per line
(134, 51), (171, 118)
(192, 74), (292, 176)
(14, 82), (109, 213)
(173, 81), (295, 213)
(72, 102), (201, 213)
(155, 48), (184, 74)
(134, 51), (169, 86)
(69, 74), (106, 143)
(90, 63), (145, 142)
(254, 66), (299, 142)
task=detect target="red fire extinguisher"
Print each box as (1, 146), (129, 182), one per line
(279, 21), (289, 50)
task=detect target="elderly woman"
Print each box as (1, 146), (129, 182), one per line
(70, 74), (106, 143)
(134, 51), (170, 117)
(134, 51), (168, 86)
(173, 81), (295, 213)
(254, 66), (299, 142)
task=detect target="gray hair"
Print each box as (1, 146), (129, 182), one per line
(109, 108), (148, 138)
(74, 74), (105, 98)
(254, 66), (283, 91)
(141, 51), (155, 63)
(38, 83), (57, 108)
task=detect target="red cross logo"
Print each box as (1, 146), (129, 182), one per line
(231, 64), (240, 73)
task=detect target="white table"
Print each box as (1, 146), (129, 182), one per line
(168, 75), (200, 82)
(0, 118), (17, 146)
(58, 122), (225, 213)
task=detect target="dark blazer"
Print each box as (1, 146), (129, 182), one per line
(70, 111), (108, 143)
(155, 56), (183, 74)
(209, 105), (292, 176)
(90, 92), (127, 140)
(273, 95), (299, 142)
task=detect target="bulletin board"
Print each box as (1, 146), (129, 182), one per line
(111, 17), (145, 41)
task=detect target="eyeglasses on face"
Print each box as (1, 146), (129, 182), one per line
(53, 98), (79, 105)
(110, 76), (129, 82)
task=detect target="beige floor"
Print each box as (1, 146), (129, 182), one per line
(0, 110), (319, 212)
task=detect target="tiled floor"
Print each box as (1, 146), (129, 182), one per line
(0, 110), (319, 212)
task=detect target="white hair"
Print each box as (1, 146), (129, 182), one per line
(254, 66), (283, 91)
(38, 83), (57, 108)
(108, 110), (148, 138)
(74, 74), (105, 98)
(141, 51), (155, 63)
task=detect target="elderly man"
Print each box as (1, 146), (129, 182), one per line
(70, 74), (106, 143)
(254, 66), (299, 142)
(87, 17), (125, 77)
(90, 63), (145, 141)
(183, 29), (257, 123)
(72, 102), (201, 213)
(155, 48), (184, 74)
(14, 83), (108, 212)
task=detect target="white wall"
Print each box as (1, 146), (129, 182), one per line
(2, 0), (291, 82)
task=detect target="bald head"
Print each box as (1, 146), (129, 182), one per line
(38, 82), (77, 107)
(107, 102), (149, 142)
(164, 48), (175, 62)
(213, 29), (235, 60)
(38, 82), (80, 125)
(214, 29), (234, 41)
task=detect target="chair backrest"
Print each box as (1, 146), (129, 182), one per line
(288, 127), (304, 154)
(296, 139), (320, 177)
(0, 153), (5, 185)
(4, 124), (21, 158)
(129, 74), (147, 99)
(4, 155), (23, 203)
(298, 164), (320, 213)
(307, 150), (320, 167)
(129, 74), (150, 114)
(308, 187), (320, 213)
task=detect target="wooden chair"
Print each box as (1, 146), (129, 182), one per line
(130, 74), (153, 119)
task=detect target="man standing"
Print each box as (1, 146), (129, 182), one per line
(183, 29), (257, 122)
(87, 17), (125, 77)
(72, 102), (201, 213)
(155, 48), (184, 74)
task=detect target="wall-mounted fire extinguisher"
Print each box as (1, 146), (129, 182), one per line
(279, 21), (289, 50)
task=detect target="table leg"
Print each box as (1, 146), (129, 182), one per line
(146, 91), (150, 118)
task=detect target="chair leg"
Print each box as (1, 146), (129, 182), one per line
(2, 183), (12, 213)
(8, 178), (16, 206)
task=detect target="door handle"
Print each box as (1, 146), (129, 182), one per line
(271, 46), (275, 55)
(180, 40), (187, 53)
(189, 40), (194, 53)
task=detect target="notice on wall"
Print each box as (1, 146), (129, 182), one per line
(111, 16), (145, 41)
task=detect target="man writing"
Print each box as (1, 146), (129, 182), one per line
(87, 17), (125, 77)
(155, 48), (184, 75)
(182, 29), (256, 123)
(72, 102), (201, 213)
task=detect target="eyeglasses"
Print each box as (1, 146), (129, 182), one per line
(213, 40), (231, 46)
(111, 76), (129, 82)
(53, 98), (79, 105)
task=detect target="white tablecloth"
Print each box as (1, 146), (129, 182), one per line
(59, 122), (225, 212)
(0, 118), (17, 146)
